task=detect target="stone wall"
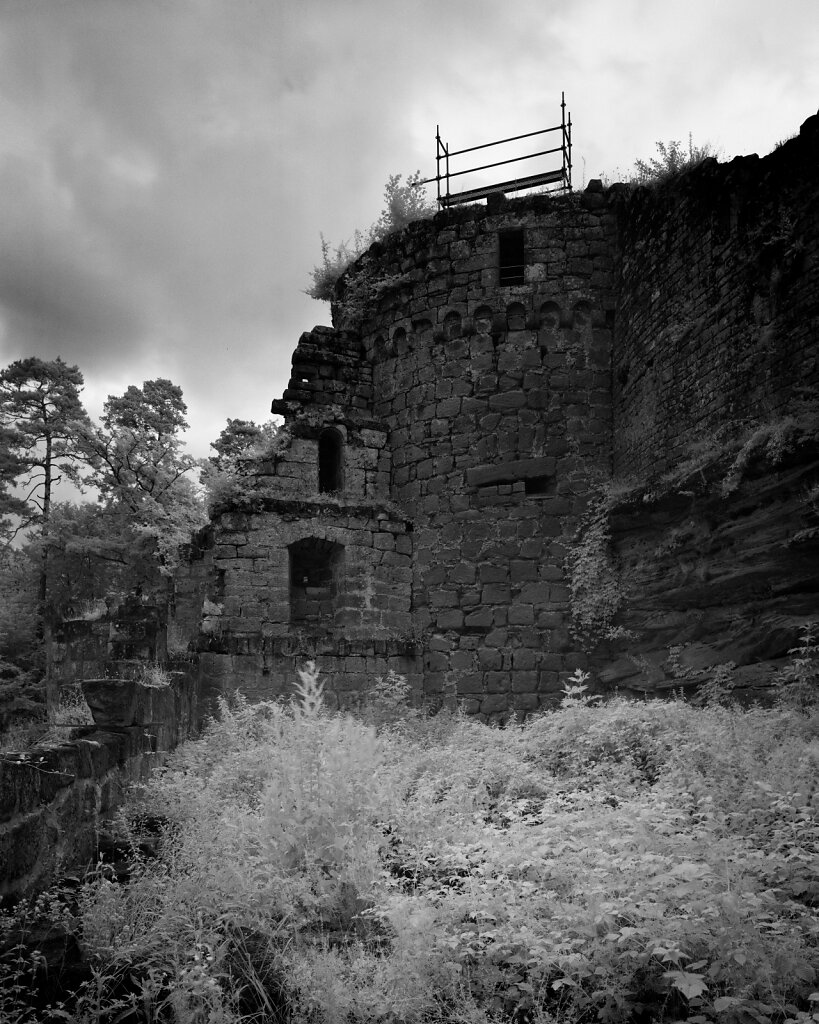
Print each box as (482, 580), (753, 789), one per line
(597, 109), (819, 695)
(174, 505), (418, 710)
(52, 597), (169, 689)
(612, 110), (819, 479)
(0, 672), (200, 901)
(171, 323), (421, 711)
(172, 190), (618, 718)
(169, 108), (819, 714)
(357, 192), (615, 716)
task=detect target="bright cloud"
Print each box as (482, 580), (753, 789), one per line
(0, 0), (816, 457)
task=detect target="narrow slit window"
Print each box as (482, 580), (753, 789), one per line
(318, 427), (344, 493)
(499, 228), (525, 286)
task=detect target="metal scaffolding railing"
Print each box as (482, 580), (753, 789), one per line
(422, 93), (572, 208)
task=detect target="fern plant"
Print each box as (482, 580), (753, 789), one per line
(9, 669), (819, 1022)
(776, 623), (819, 712)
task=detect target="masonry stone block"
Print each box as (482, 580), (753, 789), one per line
(464, 608), (493, 628)
(437, 610), (465, 630)
(478, 648), (503, 669)
(508, 605), (535, 626)
(538, 671), (562, 692)
(450, 650), (475, 671)
(480, 693), (509, 714)
(457, 674), (485, 695)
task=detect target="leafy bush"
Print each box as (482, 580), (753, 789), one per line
(305, 233), (364, 302)
(7, 668), (819, 1022)
(604, 134), (719, 189)
(0, 662), (45, 749)
(305, 171), (435, 302)
(633, 134), (718, 185)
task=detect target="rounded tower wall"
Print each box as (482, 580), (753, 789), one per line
(332, 193), (618, 717)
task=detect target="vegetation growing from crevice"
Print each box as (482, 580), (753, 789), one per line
(5, 659), (817, 1023)
(305, 172), (435, 309)
(566, 404), (819, 655)
(609, 400), (819, 511)
(720, 404), (819, 497)
(565, 487), (626, 649)
(199, 417), (283, 516)
(631, 135), (720, 185)
(602, 134), (720, 189)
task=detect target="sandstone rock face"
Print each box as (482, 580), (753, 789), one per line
(600, 447), (819, 698)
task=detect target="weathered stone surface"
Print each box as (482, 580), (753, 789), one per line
(160, 109), (819, 720)
(604, 451), (819, 698)
(1, 667), (202, 900)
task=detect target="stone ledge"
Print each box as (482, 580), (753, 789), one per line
(466, 456), (556, 488)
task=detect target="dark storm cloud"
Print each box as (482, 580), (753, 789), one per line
(0, 150), (150, 358)
(0, 0), (816, 455)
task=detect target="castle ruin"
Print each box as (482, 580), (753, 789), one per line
(170, 109), (819, 719)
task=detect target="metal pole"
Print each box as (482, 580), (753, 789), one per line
(435, 126), (442, 206)
(560, 91), (572, 192)
(567, 109), (573, 191)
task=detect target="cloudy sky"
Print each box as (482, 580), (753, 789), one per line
(0, 0), (816, 459)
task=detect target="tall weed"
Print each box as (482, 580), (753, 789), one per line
(13, 668), (819, 1023)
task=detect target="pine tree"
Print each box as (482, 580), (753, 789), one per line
(0, 357), (92, 714)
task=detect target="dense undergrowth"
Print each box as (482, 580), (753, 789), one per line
(2, 666), (818, 1024)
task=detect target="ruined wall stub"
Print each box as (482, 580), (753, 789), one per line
(172, 325), (418, 712)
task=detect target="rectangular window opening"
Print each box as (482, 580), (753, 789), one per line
(289, 539), (344, 626)
(499, 228), (525, 286)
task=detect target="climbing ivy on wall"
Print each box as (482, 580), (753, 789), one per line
(565, 488), (624, 649)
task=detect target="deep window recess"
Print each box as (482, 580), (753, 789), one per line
(318, 427), (344, 493)
(499, 228), (525, 286)
(289, 538), (343, 625)
(525, 476), (555, 496)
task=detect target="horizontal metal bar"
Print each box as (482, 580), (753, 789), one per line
(445, 146), (564, 181)
(441, 168), (566, 207)
(425, 95), (571, 204)
(447, 123), (562, 159)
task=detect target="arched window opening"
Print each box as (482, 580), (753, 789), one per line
(540, 301), (562, 331)
(318, 427), (344, 493)
(506, 302), (527, 330)
(474, 305), (494, 336)
(443, 310), (462, 339)
(391, 327), (408, 355)
(289, 538), (344, 625)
